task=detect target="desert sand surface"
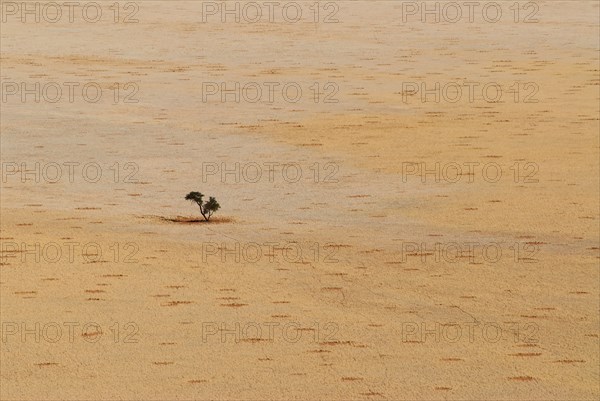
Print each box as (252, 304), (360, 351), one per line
(1, 1), (599, 400)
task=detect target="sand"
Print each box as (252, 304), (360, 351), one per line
(1, 1), (598, 399)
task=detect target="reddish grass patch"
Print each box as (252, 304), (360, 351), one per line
(509, 376), (536, 382)
(162, 301), (193, 306)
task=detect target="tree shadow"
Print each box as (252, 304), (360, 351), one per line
(159, 216), (234, 224)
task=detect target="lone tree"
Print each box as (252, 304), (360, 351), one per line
(185, 191), (220, 221)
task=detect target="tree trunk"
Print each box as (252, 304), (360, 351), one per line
(199, 205), (208, 221)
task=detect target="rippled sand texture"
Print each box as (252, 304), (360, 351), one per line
(1, 1), (599, 400)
